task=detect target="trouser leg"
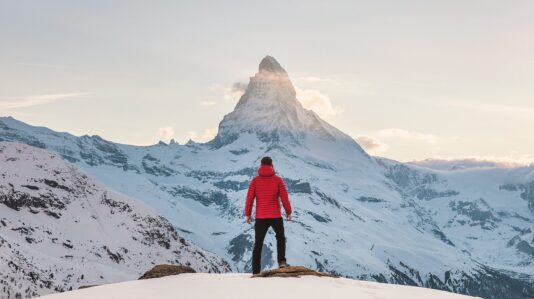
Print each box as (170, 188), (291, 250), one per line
(271, 217), (286, 264)
(252, 219), (269, 274)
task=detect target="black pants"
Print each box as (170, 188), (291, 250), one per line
(252, 217), (286, 274)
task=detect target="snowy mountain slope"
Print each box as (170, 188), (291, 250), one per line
(1, 56), (533, 298)
(0, 142), (230, 299)
(211, 55), (363, 154)
(377, 158), (534, 272)
(406, 162), (534, 273)
(37, 273), (480, 299)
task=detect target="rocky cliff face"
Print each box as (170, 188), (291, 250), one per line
(0, 142), (230, 299)
(0, 56), (533, 298)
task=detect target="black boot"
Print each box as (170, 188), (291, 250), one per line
(279, 261), (290, 269)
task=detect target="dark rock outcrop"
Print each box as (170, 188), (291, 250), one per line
(78, 285), (98, 289)
(252, 266), (337, 278)
(139, 264), (196, 280)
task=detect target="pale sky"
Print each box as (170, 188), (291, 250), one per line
(1, 1), (533, 163)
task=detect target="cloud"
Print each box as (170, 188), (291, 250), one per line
(0, 92), (89, 109)
(378, 128), (439, 144)
(186, 127), (218, 142)
(295, 87), (343, 117)
(200, 100), (216, 106)
(219, 81), (342, 118)
(224, 82), (247, 101)
(157, 126), (175, 141)
(355, 135), (389, 154)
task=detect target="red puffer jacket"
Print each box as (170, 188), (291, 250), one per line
(245, 165), (292, 219)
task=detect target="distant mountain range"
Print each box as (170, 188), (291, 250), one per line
(409, 158), (532, 171)
(1, 56), (533, 299)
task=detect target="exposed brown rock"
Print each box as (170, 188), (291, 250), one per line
(78, 285), (98, 289)
(139, 264), (196, 280)
(252, 266), (337, 278)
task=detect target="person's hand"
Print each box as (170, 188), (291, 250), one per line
(246, 216), (252, 224)
(286, 214), (292, 221)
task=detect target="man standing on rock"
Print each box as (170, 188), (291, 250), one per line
(245, 156), (292, 274)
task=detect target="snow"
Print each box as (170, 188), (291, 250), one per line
(38, 273), (479, 299)
(1, 56), (533, 298)
(0, 142), (229, 298)
(215, 56), (362, 152)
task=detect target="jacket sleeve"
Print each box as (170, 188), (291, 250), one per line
(245, 178), (256, 217)
(279, 178), (292, 215)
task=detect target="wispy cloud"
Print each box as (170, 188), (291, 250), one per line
(186, 127), (218, 142)
(223, 82), (247, 101)
(355, 135), (389, 154)
(0, 92), (89, 109)
(157, 126), (175, 141)
(218, 82), (343, 119)
(295, 87), (343, 118)
(378, 128), (439, 144)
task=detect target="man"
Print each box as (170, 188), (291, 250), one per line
(245, 156), (292, 274)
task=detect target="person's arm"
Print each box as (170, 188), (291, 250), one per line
(279, 178), (292, 219)
(244, 178), (256, 223)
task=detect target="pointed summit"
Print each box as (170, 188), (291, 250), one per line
(259, 55), (286, 74)
(210, 56), (366, 157)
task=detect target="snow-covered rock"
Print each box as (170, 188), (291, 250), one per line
(212, 55), (363, 154)
(0, 142), (230, 299)
(36, 273), (480, 299)
(1, 56), (533, 298)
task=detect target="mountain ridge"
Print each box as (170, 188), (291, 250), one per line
(1, 56), (533, 298)
(0, 141), (230, 299)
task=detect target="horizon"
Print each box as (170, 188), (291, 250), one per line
(1, 1), (534, 164)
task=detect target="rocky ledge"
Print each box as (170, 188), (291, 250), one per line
(139, 264), (196, 279)
(252, 266), (337, 278)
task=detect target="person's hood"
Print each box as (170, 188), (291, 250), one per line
(258, 165), (275, 177)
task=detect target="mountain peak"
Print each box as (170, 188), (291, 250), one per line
(259, 55), (286, 74)
(210, 56), (366, 155)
